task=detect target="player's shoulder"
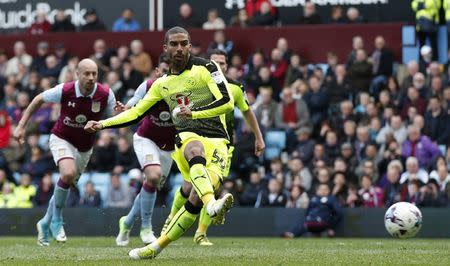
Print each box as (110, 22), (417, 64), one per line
(189, 56), (218, 72)
(226, 77), (244, 89)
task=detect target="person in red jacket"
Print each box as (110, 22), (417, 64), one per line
(28, 11), (51, 35)
(269, 48), (288, 89)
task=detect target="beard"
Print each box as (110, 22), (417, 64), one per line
(169, 52), (189, 73)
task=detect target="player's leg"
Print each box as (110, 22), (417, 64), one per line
(129, 188), (203, 259)
(160, 181), (191, 235)
(36, 196), (54, 246)
(183, 139), (233, 219)
(116, 193), (140, 246)
(139, 164), (159, 244)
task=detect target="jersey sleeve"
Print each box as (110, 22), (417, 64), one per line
(106, 89), (117, 115)
(231, 83), (249, 113)
(126, 80), (148, 107)
(101, 80), (162, 129)
(42, 84), (64, 103)
(191, 61), (234, 119)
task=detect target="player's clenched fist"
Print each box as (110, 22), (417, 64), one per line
(84, 120), (103, 133)
(13, 126), (26, 145)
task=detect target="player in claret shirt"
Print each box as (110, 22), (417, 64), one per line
(14, 58), (117, 246)
(115, 55), (177, 246)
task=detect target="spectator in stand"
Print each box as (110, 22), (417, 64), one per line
(121, 59), (144, 91)
(246, 0), (278, 19)
(244, 51), (265, 90)
(54, 43), (69, 68)
(255, 66), (281, 100)
(401, 87), (427, 119)
(113, 136), (139, 174)
(66, 186), (80, 207)
(106, 71), (125, 102)
(400, 156), (430, 185)
(207, 31), (234, 56)
(310, 144), (330, 169)
(303, 75), (329, 130)
(275, 87), (311, 151)
(324, 130), (340, 163)
(81, 8), (107, 31)
(0, 50), (8, 77)
(30, 42), (49, 74)
(34, 172), (53, 207)
(13, 173), (37, 208)
(173, 3), (201, 28)
(382, 160), (404, 206)
(331, 171), (348, 206)
(331, 101), (356, 139)
(250, 1), (277, 26)
(130, 39), (152, 77)
(80, 181), (101, 208)
(346, 36), (364, 68)
(358, 175), (383, 207)
(284, 54), (303, 86)
(112, 8), (141, 32)
(58, 56), (79, 84)
(345, 7), (365, 23)
(419, 45), (433, 74)
(19, 146), (53, 183)
(348, 49), (373, 94)
(401, 60), (420, 93)
(254, 86), (277, 130)
(327, 65), (353, 110)
(330, 6), (346, 24)
(283, 184), (342, 238)
(299, 1), (322, 24)
(376, 114), (407, 146)
(293, 127), (315, 164)
(4, 41), (32, 77)
(260, 178), (287, 207)
(263, 158), (284, 180)
(424, 96), (450, 145)
(90, 39), (112, 80)
(286, 185), (309, 208)
(429, 76), (444, 99)
(51, 10), (76, 32)
(27, 11), (51, 35)
(107, 173), (132, 208)
(276, 38), (293, 62)
(40, 55), (62, 79)
(89, 131), (117, 172)
(369, 36), (394, 97)
(240, 170), (267, 206)
(229, 9), (250, 28)
(285, 157), (313, 192)
(203, 8), (225, 30)
(8, 91), (29, 124)
(412, 72), (428, 98)
(269, 48), (288, 89)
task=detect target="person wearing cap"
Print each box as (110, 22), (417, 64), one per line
(411, 0), (440, 60)
(81, 8), (107, 32)
(293, 127), (315, 165)
(112, 8), (141, 32)
(419, 45), (433, 74)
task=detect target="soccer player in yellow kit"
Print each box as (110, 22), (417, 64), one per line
(85, 27), (235, 260)
(161, 49), (265, 245)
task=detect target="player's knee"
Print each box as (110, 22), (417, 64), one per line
(184, 141), (205, 161)
(145, 167), (161, 185)
(181, 181), (192, 196)
(60, 169), (77, 182)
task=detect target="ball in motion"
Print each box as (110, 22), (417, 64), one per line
(384, 202), (422, 239)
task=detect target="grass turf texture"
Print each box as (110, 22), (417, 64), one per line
(0, 237), (449, 265)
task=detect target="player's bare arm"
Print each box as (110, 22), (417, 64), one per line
(13, 94), (45, 144)
(242, 108), (265, 157)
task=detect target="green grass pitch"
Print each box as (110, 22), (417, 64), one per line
(0, 237), (449, 265)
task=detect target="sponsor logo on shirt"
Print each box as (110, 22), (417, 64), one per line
(75, 115), (87, 123)
(63, 116), (85, 128)
(68, 101), (76, 107)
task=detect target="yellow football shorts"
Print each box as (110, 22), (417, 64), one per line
(172, 132), (229, 191)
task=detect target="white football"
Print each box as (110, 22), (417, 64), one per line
(384, 202), (422, 239)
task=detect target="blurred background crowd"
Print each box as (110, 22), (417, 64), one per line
(1, 1), (450, 210)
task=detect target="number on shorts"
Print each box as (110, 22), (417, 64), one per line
(211, 149), (225, 170)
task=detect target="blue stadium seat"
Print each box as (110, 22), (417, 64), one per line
(264, 131), (286, 161)
(38, 134), (50, 151)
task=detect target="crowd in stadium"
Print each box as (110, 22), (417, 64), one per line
(1, 2), (450, 210)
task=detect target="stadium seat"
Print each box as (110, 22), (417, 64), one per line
(264, 131), (286, 161)
(38, 134), (50, 151)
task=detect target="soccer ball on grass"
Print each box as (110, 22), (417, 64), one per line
(384, 202), (422, 239)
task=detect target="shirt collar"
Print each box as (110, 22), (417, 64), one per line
(75, 80), (97, 98)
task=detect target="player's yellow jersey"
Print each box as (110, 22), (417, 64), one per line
(225, 77), (249, 141)
(101, 56), (234, 140)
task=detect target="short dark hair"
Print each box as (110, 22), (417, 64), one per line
(208, 49), (228, 62)
(164, 26), (190, 44)
(158, 53), (170, 65)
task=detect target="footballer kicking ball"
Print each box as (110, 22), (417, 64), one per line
(384, 202), (422, 239)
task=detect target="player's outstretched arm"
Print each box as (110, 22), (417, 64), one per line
(13, 94), (45, 144)
(84, 120), (104, 133)
(243, 108), (265, 157)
